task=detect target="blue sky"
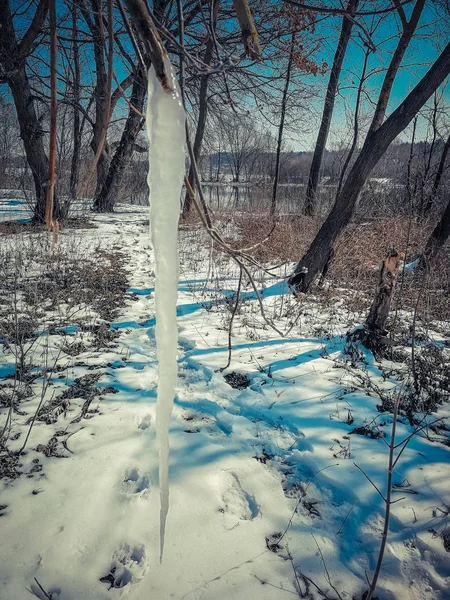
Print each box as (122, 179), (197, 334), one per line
(3, 1), (449, 154)
(285, 2), (449, 150)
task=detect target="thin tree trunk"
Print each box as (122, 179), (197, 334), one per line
(421, 195), (450, 267)
(304, 0), (358, 217)
(93, 65), (147, 212)
(79, 0), (110, 195)
(271, 31), (295, 218)
(182, 0), (219, 218)
(70, 0), (81, 202)
(423, 132), (450, 215)
(336, 45), (370, 196)
(289, 41), (450, 293)
(418, 93), (438, 214)
(368, 0), (425, 135)
(45, 0), (57, 229)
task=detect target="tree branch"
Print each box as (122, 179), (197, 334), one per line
(110, 72), (134, 115)
(19, 0), (49, 58)
(283, 0), (414, 16)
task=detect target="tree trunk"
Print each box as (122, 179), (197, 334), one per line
(349, 250), (403, 356)
(93, 65), (147, 212)
(0, 0), (60, 223)
(289, 41), (450, 293)
(368, 0), (425, 135)
(366, 250), (403, 334)
(336, 45), (370, 196)
(423, 132), (450, 215)
(182, 0), (218, 218)
(421, 195), (450, 267)
(70, 0), (82, 202)
(9, 71), (61, 223)
(271, 31), (295, 217)
(303, 0), (358, 217)
(79, 0), (111, 195)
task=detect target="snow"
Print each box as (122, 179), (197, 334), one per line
(146, 59), (186, 561)
(0, 206), (449, 599)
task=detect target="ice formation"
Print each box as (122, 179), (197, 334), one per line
(146, 59), (186, 560)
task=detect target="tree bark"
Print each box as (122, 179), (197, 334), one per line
(78, 0), (111, 195)
(336, 44), (370, 196)
(423, 132), (450, 215)
(182, 0), (219, 219)
(366, 250), (403, 334)
(271, 31), (296, 217)
(289, 41), (450, 293)
(421, 195), (450, 267)
(304, 0), (358, 217)
(0, 0), (61, 223)
(368, 0), (425, 135)
(70, 0), (82, 202)
(8, 71), (56, 223)
(232, 0), (261, 59)
(93, 65), (147, 212)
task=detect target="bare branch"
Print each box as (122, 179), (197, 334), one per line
(19, 0), (48, 58)
(283, 0), (414, 17)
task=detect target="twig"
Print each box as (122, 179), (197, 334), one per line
(220, 264), (243, 371)
(278, 464), (339, 544)
(336, 506), (354, 535)
(353, 462), (386, 502)
(311, 533), (343, 600)
(33, 577), (52, 600)
(365, 387), (402, 600)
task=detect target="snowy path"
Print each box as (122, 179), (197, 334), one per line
(1, 209), (449, 600)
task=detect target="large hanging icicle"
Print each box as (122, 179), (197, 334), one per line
(146, 59), (185, 561)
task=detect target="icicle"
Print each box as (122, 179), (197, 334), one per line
(146, 59), (185, 562)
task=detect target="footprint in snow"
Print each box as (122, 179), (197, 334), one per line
(137, 413), (152, 430)
(123, 468), (151, 495)
(214, 470), (259, 530)
(100, 543), (147, 589)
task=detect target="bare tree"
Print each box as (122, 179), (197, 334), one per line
(182, 0), (219, 219)
(69, 0), (82, 202)
(304, 0), (359, 217)
(0, 0), (61, 223)
(289, 3), (446, 294)
(93, 60), (147, 212)
(271, 31), (296, 217)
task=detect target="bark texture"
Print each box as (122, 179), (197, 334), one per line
(0, 0), (60, 223)
(232, 0), (261, 59)
(69, 0), (82, 201)
(79, 0), (110, 195)
(423, 132), (450, 215)
(421, 196), (450, 267)
(93, 65), (147, 212)
(366, 250), (403, 334)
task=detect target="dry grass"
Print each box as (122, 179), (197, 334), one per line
(185, 212), (449, 321)
(0, 219), (96, 235)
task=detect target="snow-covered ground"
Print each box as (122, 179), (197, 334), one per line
(0, 207), (449, 600)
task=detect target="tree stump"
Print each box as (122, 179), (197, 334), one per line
(366, 249), (403, 334)
(351, 249), (403, 356)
